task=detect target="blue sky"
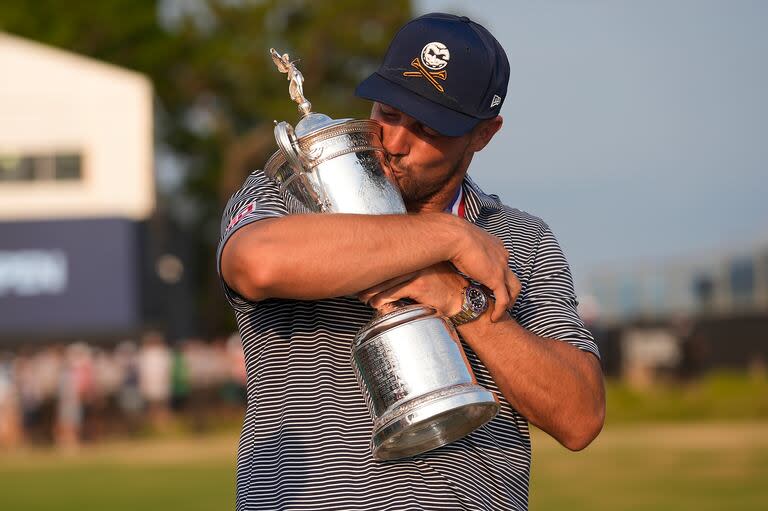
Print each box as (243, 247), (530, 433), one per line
(416, 0), (768, 291)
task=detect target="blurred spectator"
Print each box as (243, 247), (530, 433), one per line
(0, 352), (22, 447)
(55, 343), (94, 449)
(170, 341), (190, 412)
(0, 334), (248, 447)
(138, 332), (172, 428)
(15, 351), (45, 435)
(89, 347), (119, 440)
(115, 341), (143, 430)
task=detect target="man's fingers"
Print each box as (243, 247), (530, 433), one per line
(506, 269), (519, 301)
(367, 281), (410, 310)
(491, 282), (510, 322)
(358, 273), (416, 304)
(493, 269), (519, 321)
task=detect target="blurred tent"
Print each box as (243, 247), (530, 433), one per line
(0, 0), (412, 335)
(0, 32), (157, 341)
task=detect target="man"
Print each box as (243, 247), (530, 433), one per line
(218, 12), (605, 511)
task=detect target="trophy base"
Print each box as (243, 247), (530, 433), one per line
(371, 384), (499, 461)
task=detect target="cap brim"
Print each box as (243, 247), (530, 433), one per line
(355, 72), (480, 137)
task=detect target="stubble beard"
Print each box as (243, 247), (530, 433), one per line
(388, 157), (465, 212)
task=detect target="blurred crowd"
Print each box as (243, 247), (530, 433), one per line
(0, 332), (246, 449)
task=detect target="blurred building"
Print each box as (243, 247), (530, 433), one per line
(0, 32), (159, 342)
(585, 243), (768, 323)
(584, 243), (768, 377)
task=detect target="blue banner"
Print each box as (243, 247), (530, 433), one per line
(0, 218), (141, 337)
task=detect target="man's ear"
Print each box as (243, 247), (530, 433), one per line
(469, 116), (503, 152)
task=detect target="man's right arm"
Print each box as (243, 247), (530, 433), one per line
(220, 212), (516, 317)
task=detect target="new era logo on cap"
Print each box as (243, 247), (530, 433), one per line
(355, 13), (510, 137)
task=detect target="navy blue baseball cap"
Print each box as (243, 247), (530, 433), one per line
(355, 12), (510, 137)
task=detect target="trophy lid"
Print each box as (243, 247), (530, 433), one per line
(294, 112), (349, 138)
(270, 48), (351, 138)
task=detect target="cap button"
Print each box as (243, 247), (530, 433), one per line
(459, 16), (471, 23)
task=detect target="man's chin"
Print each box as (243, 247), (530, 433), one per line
(385, 167), (426, 206)
(400, 188), (425, 210)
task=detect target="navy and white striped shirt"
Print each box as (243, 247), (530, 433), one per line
(217, 170), (599, 510)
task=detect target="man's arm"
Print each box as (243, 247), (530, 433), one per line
(359, 264), (605, 451)
(458, 311), (605, 451)
(221, 212), (517, 318)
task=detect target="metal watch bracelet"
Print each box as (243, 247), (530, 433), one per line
(449, 284), (489, 327)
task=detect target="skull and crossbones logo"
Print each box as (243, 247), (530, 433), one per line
(403, 42), (451, 93)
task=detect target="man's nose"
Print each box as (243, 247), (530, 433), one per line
(381, 123), (410, 157)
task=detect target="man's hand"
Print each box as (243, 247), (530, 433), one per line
(358, 262), (521, 320)
(358, 262), (467, 317)
(448, 222), (520, 321)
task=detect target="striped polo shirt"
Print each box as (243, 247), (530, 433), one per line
(217, 169), (599, 511)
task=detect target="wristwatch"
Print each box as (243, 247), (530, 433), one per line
(449, 284), (490, 327)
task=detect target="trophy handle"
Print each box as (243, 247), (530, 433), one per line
(274, 121), (304, 173)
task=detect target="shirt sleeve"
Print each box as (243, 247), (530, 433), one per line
(513, 224), (601, 359)
(216, 169), (289, 313)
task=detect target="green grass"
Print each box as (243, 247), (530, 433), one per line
(606, 371), (768, 423)
(1, 422), (767, 510)
(530, 423), (768, 511)
(0, 435), (237, 511)
(2, 463), (234, 511)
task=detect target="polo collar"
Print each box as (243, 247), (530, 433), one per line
(461, 175), (503, 223)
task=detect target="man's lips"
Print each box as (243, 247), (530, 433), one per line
(380, 153), (409, 187)
(382, 160), (401, 181)
(384, 158), (405, 178)
(387, 167), (406, 187)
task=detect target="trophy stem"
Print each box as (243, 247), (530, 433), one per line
(298, 100), (312, 116)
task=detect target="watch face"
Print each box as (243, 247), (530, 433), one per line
(466, 286), (488, 313)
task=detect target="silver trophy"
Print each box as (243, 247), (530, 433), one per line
(266, 49), (499, 460)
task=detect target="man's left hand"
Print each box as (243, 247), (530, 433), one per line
(357, 262), (467, 316)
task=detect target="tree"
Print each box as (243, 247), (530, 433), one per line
(0, 0), (412, 334)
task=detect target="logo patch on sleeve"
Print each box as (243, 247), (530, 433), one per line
(226, 203), (256, 232)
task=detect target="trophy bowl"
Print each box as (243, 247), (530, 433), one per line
(264, 119), (406, 215)
(352, 304), (500, 460)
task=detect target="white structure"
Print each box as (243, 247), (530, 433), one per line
(0, 32), (154, 221)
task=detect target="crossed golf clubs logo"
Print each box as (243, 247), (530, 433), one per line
(403, 58), (447, 92)
(403, 42), (450, 93)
